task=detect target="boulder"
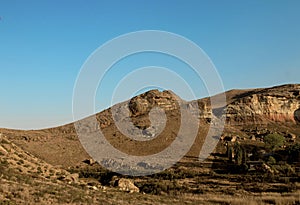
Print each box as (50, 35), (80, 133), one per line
(64, 173), (79, 183)
(222, 135), (237, 142)
(262, 163), (274, 174)
(286, 133), (296, 139)
(117, 178), (139, 193)
(83, 158), (95, 165)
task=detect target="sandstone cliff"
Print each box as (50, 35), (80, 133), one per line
(225, 84), (300, 125)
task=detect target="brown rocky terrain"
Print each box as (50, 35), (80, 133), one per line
(225, 84), (300, 125)
(0, 84), (300, 204)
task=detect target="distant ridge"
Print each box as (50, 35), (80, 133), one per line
(0, 84), (299, 167)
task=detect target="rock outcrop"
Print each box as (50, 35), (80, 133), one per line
(225, 84), (300, 124)
(116, 178), (139, 193)
(128, 90), (180, 116)
(96, 85), (300, 129)
(94, 90), (181, 129)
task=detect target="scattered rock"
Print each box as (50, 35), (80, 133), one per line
(116, 178), (139, 193)
(110, 175), (119, 187)
(63, 173), (79, 184)
(222, 135), (237, 142)
(286, 133), (297, 140)
(262, 163), (274, 174)
(22, 136), (30, 141)
(87, 185), (98, 190)
(142, 129), (155, 138)
(83, 158), (95, 165)
(0, 145), (8, 155)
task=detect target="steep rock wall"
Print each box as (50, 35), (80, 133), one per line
(226, 85), (300, 124)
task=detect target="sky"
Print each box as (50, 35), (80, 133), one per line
(0, 0), (300, 129)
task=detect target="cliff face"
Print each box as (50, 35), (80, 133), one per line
(95, 90), (181, 129)
(95, 84), (300, 129)
(225, 84), (300, 124)
(128, 90), (180, 116)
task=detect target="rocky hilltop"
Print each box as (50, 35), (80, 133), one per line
(115, 84), (300, 126)
(225, 84), (300, 125)
(1, 84), (300, 204)
(128, 90), (180, 116)
(1, 84), (299, 167)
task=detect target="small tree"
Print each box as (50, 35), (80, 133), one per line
(233, 143), (248, 172)
(264, 133), (285, 151)
(227, 146), (233, 162)
(234, 143), (243, 165)
(234, 143), (247, 165)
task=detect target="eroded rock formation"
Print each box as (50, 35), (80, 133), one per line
(128, 90), (179, 116)
(95, 84), (300, 129)
(226, 84), (300, 124)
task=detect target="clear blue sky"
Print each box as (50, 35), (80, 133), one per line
(0, 0), (299, 129)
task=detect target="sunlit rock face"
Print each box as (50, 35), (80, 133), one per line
(128, 90), (180, 116)
(226, 84), (300, 124)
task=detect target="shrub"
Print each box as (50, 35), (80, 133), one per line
(233, 143), (248, 171)
(274, 163), (295, 176)
(137, 180), (181, 195)
(264, 133), (285, 151)
(267, 156), (276, 165)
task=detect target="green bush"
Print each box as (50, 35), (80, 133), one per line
(273, 163), (295, 176)
(264, 133), (285, 151)
(267, 156), (276, 165)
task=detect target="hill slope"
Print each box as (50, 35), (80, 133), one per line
(0, 84), (300, 204)
(0, 84), (299, 167)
